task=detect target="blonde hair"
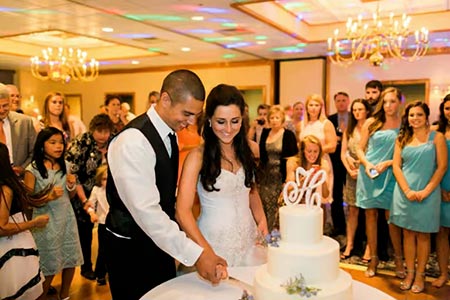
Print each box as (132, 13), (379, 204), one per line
(304, 94), (326, 122)
(94, 164), (108, 187)
(298, 135), (323, 168)
(267, 105), (286, 124)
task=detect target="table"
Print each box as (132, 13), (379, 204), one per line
(142, 266), (395, 300)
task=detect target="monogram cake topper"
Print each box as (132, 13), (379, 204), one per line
(282, 166), (326, 207)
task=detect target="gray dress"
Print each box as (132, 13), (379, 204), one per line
(28, 162), (83, 275)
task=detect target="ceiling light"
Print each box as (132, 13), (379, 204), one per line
(131, 60), (140, 65)
(181, 47), (191, 52)
(191, 16), (204, 21)
(102, 27), (114, 32)
(30, 47), (99, 83)
(327, 5), (429, 66)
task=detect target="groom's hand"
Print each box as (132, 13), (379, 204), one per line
(195, 248), (228, 285)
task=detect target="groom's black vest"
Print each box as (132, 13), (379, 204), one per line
(105, 114), (177, 239)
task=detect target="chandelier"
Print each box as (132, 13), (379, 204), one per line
(327, 6), (429, 66)
(31, 47), (99, 83)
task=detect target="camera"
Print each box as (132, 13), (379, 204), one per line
(369, 168), (379, 179)
(257, 119), (265, 125)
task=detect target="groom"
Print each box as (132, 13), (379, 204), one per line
(104, 69), (227, 300)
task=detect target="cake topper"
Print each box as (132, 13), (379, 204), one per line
(282, 166), (326, 207)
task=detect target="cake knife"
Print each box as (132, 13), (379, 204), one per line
(227, 276), (254, 297)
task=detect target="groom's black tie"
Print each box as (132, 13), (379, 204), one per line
(169, 132), (179, 183)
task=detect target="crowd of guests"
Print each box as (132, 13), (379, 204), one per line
(0, 73), (449, 300)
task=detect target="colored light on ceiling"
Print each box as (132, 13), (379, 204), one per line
(222, 54), (236, 59)
(115, 33), (154, 39)
(255, 36), (267, 40)
(147, 48), (161, 52)
(124, 14), (186, 22)
(197, 7), (228, 14)
(271, 46), (304, 53)
(222, 23), (238, 28)
(203, 37), (242, 42)
(225, 42), (251, 48)
(187, 29), (215, 34)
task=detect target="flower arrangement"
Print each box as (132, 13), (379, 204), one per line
(281, 274), (321, 298)
(238, 290), (254, 300)
(262, 229), (281, 247)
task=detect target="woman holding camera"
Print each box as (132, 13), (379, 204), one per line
(356, 87), (404, 279)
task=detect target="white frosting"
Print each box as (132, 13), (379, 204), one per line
(253, 166), (353, 300)
(254, 266), (353, 300)
(267, 237), (339, 284)
(279, 204), (323, 245)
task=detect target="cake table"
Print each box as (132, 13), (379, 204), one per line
(142, 266), (395, 300)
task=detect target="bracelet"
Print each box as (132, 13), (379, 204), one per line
(66, 183), (76, 192)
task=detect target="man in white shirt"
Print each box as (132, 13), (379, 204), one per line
(105, 70), (227, 300)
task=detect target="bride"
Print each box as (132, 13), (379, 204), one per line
(176, 84), (268, 268)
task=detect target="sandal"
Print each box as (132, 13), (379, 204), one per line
(364, 256), (378, 278)
(411, 272), (425, 294)
(393, 255), (406, 279)
(431, 275), (448, 288)
(400, 269), (415, 291)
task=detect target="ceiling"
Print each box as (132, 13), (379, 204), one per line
(0, 0), (449, 73)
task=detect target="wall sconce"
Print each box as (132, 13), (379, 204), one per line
(432, 85), (450, 99)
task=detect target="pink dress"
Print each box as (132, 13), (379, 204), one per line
(299, 120), (333, 203)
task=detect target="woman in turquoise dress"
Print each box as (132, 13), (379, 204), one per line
(24, 127), (83, 300)
(356, 87), (404, 278)
(390, 101), (447, 293)
(431, 94), (450, 288)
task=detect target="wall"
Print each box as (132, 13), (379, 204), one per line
(17, 63), (273, 125)
(327, 54), (450, 122)
(16, 54), (450, 125)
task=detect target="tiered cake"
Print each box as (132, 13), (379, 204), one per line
(253, 167), (353, 300)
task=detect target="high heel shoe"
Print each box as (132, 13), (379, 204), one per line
(411, 272), (426, 294)
(399, 269), (415, 291)
(364, 256), (378, 278)
(393, 255), (406, 279)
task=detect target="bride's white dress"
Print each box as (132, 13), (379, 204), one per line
(197, 168), (267, 267)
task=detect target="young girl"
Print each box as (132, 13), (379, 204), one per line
(24, 127), (83, 300)
(0, 143), (51, 300)
(285, 134), (331, 224)
(86, 164), (109, 286)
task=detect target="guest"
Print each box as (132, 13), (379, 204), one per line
(297, 94), (337, 206)
(104, 94), (128, 134)
(5, 84), (21, 112)
(286, 134), (331, 224)
(365, 80), (383, 112)
(24, 127), (83, 300)
(104, 69), (227, 300)
(65, 113), (113, 281)
(340, 99), (371, 261)
(248, 103), (270, 144)
(176, 84), (268, 267)
(291, 100), (304, 131)
(356, 87), (404, 278)
(40, 92), (74, 142)
(390, 101), (447, 293)
(328, 91), (350, 238)
(85, 164), (109, 286)
(0, 143), (50, 300)
(258, 105), (298, 230)
(147, 90), (160, 110)
(64, 103), (86, 138)
(431, 94), (450, 288)
(0, 83), (37, 177)
(121, 102), (136, 122)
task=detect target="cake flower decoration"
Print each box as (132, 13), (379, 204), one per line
(281, 274), (321, 298)
(282, 167), (326, 207)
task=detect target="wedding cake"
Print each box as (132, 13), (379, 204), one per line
(253, 167), (353, 300)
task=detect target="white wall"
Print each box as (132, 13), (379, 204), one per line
(327, 54), (450, 122)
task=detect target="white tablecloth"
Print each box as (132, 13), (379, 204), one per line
(142, 266), (395, 300)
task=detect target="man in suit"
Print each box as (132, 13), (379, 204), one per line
(328, 92), (350, 241)
(0, 83), (36, 176)
(104, 70), (227, 300)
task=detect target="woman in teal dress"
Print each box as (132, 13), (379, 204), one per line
(431, 94), (450, 288)
(24, 127), (83, 300)
(391, 101), (447, 293)
(356, 87), (404, 278)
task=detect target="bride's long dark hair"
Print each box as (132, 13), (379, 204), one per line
(200, 84), (256, 192)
